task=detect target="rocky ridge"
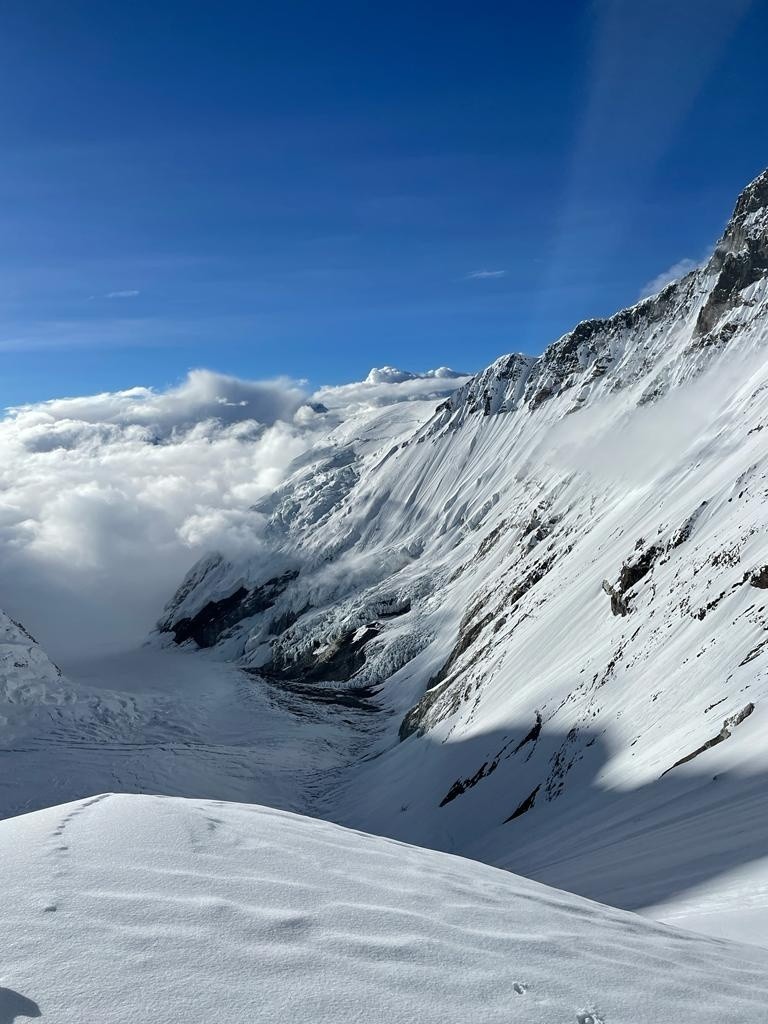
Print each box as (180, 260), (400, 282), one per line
(151, 168), (768, 919)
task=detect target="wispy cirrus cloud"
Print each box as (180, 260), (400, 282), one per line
(465, 269), (506, 280)
(106, 289), (140, 299)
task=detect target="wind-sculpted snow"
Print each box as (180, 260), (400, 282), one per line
(3, 794), (768, 1023)
(154, 168), (768, 945)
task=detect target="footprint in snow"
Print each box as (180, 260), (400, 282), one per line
(512, 983), (527, 995)
(577, 1012), (605, 1024)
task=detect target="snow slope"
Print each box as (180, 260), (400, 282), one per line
(3, 792), (768, 1024)
(4, 168), (768, 964)
(153, 168), (768, 943)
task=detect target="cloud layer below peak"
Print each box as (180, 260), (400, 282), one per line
(0, 366), (467, 660)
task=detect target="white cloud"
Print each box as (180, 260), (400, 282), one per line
(466, 269), (506, 279)
(639, 258), (702, 299)
(0, 367), (467, 660)
(13, 368), (308, 439)
(313, 367), (470, 415)
(0, 373), (311, 659)
(105, 290), (140, 299)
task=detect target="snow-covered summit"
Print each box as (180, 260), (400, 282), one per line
(435, 166), (768, 428)
(3, 793), (768, 1023)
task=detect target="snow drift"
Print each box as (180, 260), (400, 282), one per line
(3, 793), (768, 1023)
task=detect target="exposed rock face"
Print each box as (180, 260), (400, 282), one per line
(430, 353), (534, 428)
(168, 571), (299, 649)
(661, 703), (755, 777)
(602, 579), (629, 617)
(697, 170), (768, 336)
(603, 543), (663, 616)
(261, 622), (382, 684)
(505, 785), (540, 823)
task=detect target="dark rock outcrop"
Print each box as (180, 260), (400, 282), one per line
(603, 543), (661, 616)
(504, 785), (540, 823)
(696, 170), (768, 337)
(171, 570), (299, 648)
(661, 703), (755, 777)
(261, 623), (381, 684)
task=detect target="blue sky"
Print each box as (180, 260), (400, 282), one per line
(0, 0), (766, 405)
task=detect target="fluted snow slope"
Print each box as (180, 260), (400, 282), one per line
(156, 170), (768, 942)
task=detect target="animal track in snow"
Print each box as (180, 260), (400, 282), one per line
(577, 1012), (605, 1024)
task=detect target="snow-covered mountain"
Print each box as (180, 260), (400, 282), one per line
(152, 168), (768, 940)
(3, 168), (768, 957)
(4, 793), (768, 1023)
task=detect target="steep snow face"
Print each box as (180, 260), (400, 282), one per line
(3, 793), (768, 1024)
(155, 169), (768, 940)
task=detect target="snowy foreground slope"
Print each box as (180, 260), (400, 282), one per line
(153, 169), (768, 941)
(3, 793), (768, 1024)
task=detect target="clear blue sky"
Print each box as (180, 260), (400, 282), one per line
(0, 0), (766, 404)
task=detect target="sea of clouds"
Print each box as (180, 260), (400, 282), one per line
(0, 367), (467, 661)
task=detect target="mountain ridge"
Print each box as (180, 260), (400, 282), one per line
(2, 168), (768, 947)
(147, 167), (768, 943)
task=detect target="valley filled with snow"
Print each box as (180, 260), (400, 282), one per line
(3, 168), (768, 1017)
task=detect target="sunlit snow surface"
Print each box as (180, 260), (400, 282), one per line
(3, 793), (768, 1024)
(4, 170), (768, 995)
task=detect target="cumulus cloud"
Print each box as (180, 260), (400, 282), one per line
(0, 366), (466, 661)
(639, 257), (702, 299)
(313, 367), (470, 415)
(466, 269), (506, 279)
(12, 368), (308, 441)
